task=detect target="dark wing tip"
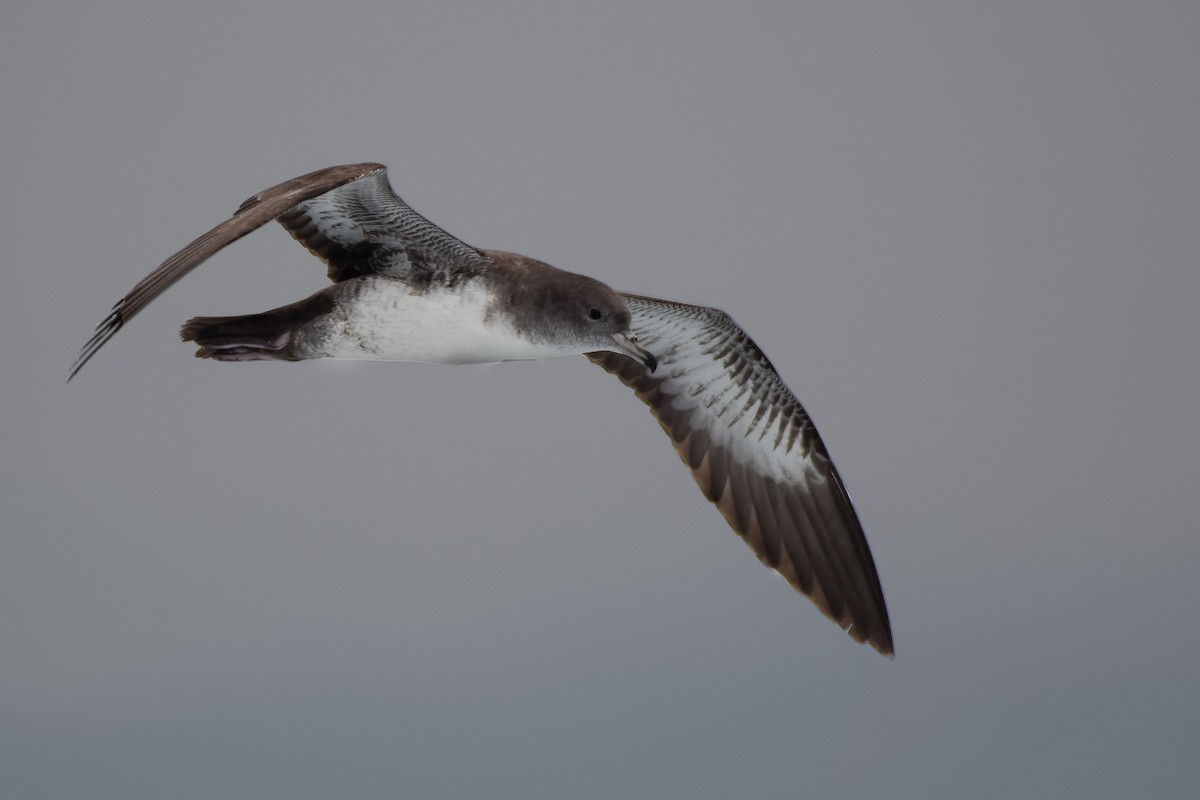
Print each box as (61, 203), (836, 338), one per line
(848, 618), (895, 659)
(68, 306), (125, 382)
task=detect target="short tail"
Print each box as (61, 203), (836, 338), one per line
(180, 290), (335, 362)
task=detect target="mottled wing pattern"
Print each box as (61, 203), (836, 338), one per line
(587, 294), (893, 656)
(69, 163), (386, 380)
(276, 169), (488, 287)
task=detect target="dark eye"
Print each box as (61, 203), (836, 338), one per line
(588, 308), (603, 320)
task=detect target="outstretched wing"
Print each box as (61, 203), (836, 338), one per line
(69, 163), (487, 380)
(587, 294), (893, 657)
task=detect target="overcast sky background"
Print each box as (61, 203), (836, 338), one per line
(2, 2), (1198, 798)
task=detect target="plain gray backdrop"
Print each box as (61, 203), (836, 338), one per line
(2, 2), (1197, 798)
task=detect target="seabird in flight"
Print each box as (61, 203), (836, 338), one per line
(70, 163), (894, 657)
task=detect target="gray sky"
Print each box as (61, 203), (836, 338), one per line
(3, 2), (1198, 798)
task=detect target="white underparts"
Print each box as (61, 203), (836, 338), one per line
(294, 276), (588, 365)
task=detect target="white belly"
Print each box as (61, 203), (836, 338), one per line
(299, 276), (579, 364)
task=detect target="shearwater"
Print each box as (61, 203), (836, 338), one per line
(70, 163), (893, 657)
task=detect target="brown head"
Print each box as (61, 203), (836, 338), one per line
(483, 251), (657, 371)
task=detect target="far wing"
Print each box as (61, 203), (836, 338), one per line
(587, 294), (893, 657)
(71, 163), (385, 379)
